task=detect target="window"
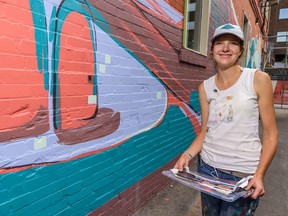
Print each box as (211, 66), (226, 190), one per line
(183, 0), (210, 55)
(276, 32), (288, 42)
(279, 8), (288, 19)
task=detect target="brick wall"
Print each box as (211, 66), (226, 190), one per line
(0, 0), (264, 215)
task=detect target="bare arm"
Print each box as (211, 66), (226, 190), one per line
(174, 82), (209, 171)
(246, 70), (278, 199)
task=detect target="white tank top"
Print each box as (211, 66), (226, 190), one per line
(200, 68), (261, 174)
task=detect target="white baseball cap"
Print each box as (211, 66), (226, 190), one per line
(211, 23), (244, 42)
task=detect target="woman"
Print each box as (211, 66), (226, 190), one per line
(174, 23), (278, 215)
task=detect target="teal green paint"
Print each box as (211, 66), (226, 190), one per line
(246, 39), (256, 68)
(246, 38), (260, 69)
(30, 0), (49, 90)
(190, 90), (201, 114)
(0, 106), (196, 215)
(49, 7), (57, 43)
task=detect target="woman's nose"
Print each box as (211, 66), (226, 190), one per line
(222, 43), (230, 51)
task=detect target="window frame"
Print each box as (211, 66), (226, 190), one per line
(183, 0), (210, 56)
(276, 31), (288, 42)
(279, 8), (288, 19)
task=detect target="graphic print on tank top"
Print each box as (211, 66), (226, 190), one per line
(210, 96), (234, 127)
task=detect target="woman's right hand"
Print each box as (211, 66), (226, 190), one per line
(174, 153), (191, 171)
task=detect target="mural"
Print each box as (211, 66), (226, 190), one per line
(246, 37), (262, 69)
(0, 0), (266, 214)
(0, 0), (200, 171)
(0, 0), (201, 214)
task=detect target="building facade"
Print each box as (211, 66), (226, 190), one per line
(265, 0), (288, 106)
(0, 0), (267, 215)
(267, 0), (288, 68)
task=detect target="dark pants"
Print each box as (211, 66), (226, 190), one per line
(197, 158), (259, 216)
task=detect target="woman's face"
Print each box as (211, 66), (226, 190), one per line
(212, 34), (243, 69)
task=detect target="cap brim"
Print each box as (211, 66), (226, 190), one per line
(211, 33), (244, 42)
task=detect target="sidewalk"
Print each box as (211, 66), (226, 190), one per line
(133, 108), (288, 216)
(255, 108), (288, 216)
(132, 159), (201, 216)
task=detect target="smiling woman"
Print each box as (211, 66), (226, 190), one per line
(174, 23), (278, 216)
(212, 35), (243, 73)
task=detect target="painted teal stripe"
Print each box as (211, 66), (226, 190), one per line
(30, 0), (49, 91)
(0, 106), (196, 215)
(190, 90), (201, 114)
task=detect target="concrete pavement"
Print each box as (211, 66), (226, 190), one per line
(255, 108), (288, 216)
(133, 108), (288, 216)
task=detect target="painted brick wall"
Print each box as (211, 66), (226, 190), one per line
(0, 0), (264, 215)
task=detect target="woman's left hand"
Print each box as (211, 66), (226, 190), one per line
(245, 175), (265, 199)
